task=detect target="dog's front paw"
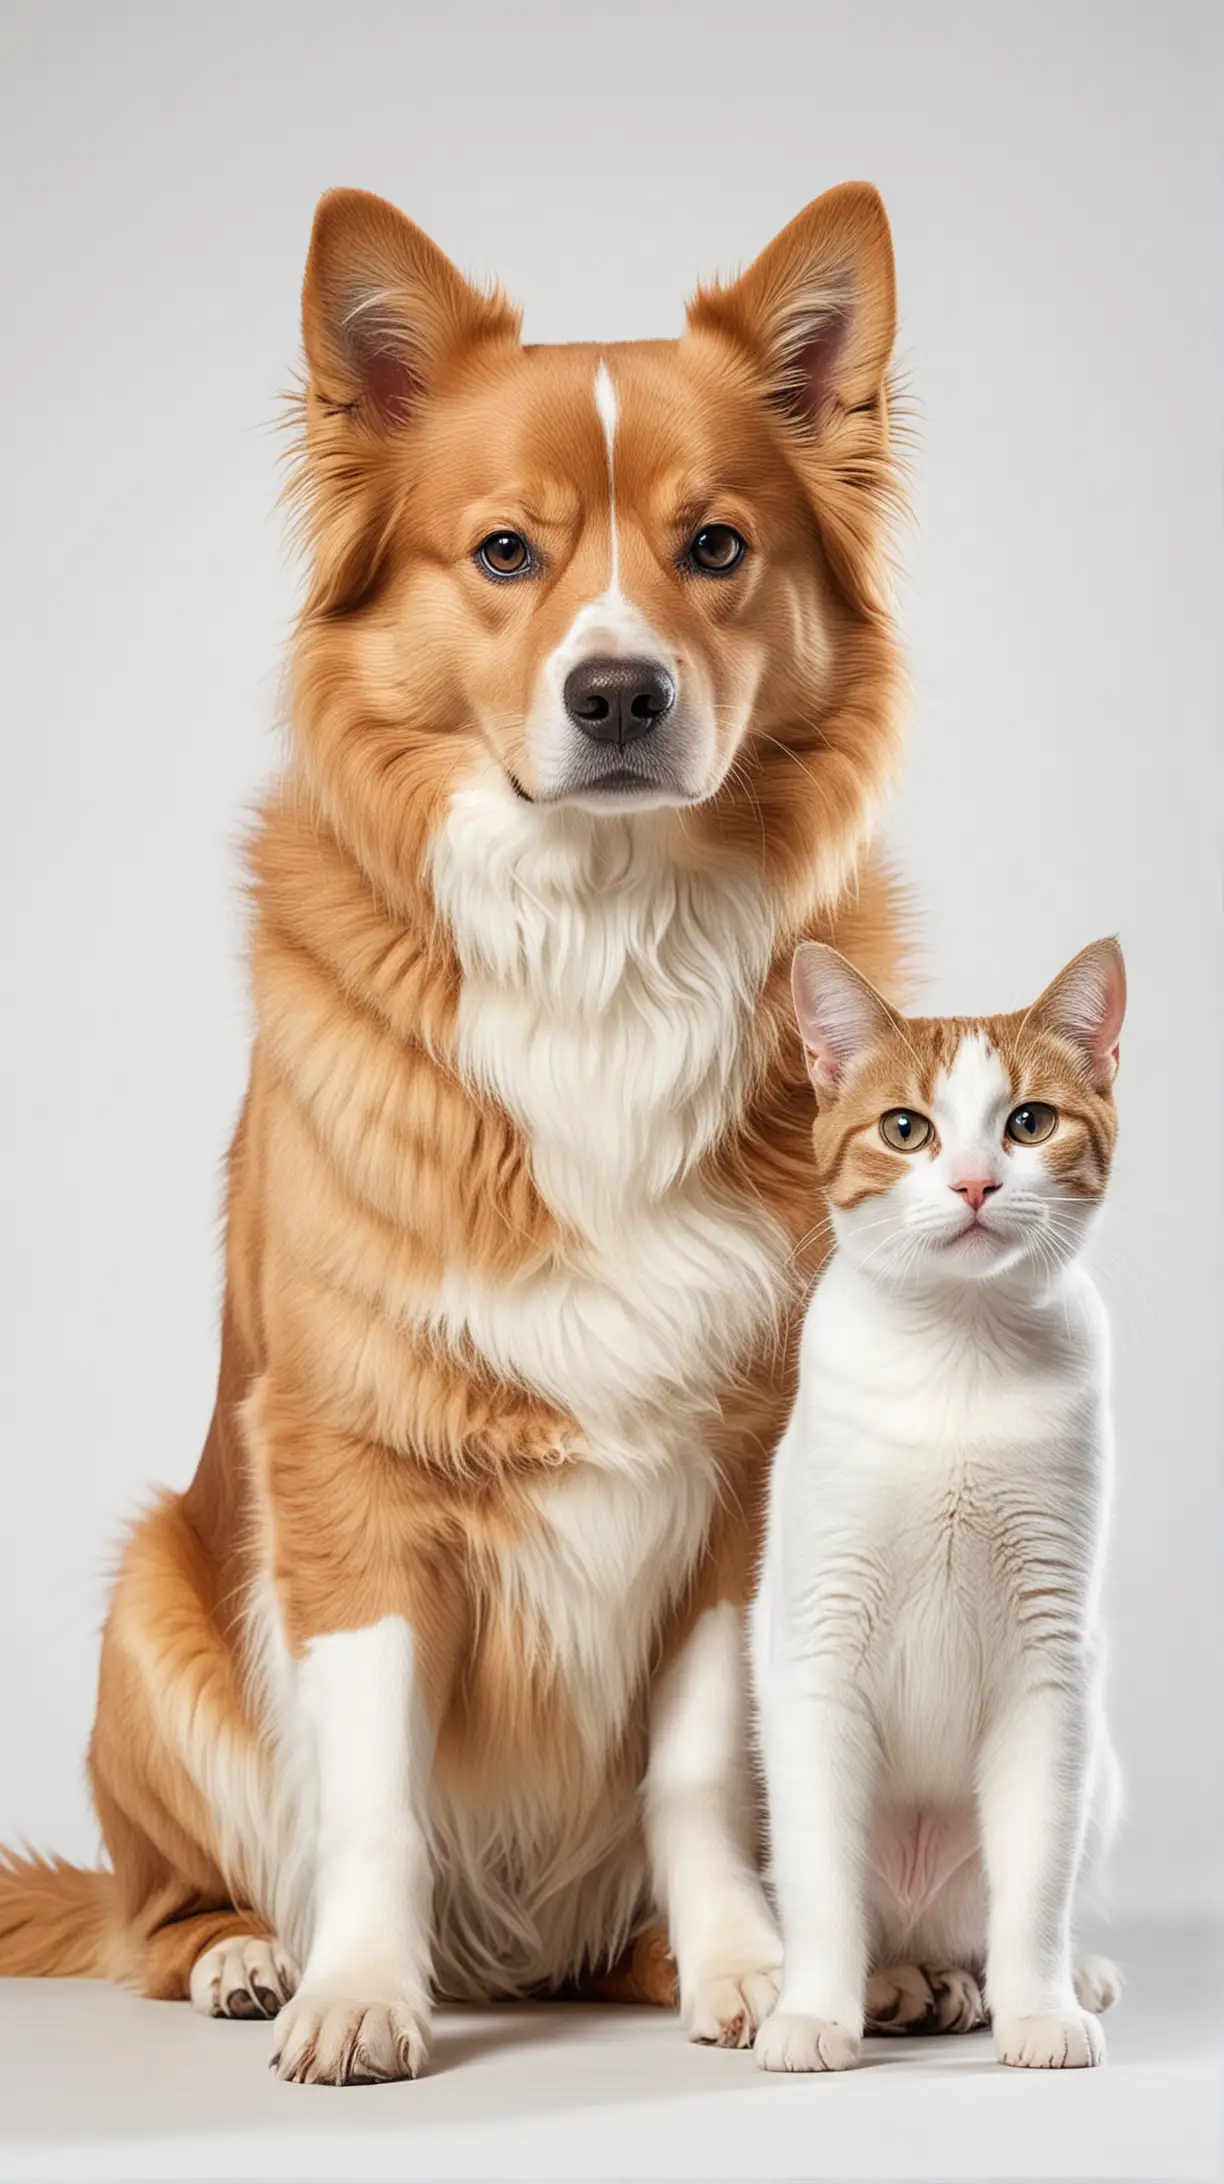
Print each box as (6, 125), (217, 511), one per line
(190, 1933), (300, 2020)
(270, 1980), (431, 2085)
(866, 1961), (985, 2035)
(755, 2011), (861, 2073)
(994, 2007), (1104, 2069)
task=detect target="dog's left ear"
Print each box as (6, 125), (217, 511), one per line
(686, 185), (898, 611)
(302, 189), (520, 429)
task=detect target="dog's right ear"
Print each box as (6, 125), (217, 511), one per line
(687, 185), (898, 615)
(293, 192), (519, 610)
(301, 189), (520, 431)
(689, 185), (895, 433)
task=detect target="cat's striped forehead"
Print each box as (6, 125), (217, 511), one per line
(928, 1030), (1010, 1135)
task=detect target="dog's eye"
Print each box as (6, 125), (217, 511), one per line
(880, 1109), (933, 1152)
(1006, 1103), (1058, 1145)
(687, 524), (747, 575)
(475, 531), (533, 579)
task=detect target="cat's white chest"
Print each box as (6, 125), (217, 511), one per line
(758, 1258), (1109, 1805)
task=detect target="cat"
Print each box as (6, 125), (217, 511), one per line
(751, 936), (1127, 2071)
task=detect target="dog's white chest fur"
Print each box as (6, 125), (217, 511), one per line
(428, 776), (787, 1448)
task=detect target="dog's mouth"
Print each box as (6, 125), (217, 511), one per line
(506, 766), (700, 811)
(572, 769), (663, 796)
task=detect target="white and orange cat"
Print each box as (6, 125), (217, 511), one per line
(752, 938), (1127, 2071)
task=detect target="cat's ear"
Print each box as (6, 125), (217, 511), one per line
(792, 943), (898, 1096)
(1031, 937), (1127, 1090)
(302, 188), (520, 429)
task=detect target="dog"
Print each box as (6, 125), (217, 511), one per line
(0, 182), (905, 2083)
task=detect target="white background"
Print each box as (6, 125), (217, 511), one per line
(1, 1), (1219, 1927)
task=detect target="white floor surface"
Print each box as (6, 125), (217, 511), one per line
(0, 1921), (1218, 2182)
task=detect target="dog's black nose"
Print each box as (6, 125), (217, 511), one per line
(563, 657), (675, 745)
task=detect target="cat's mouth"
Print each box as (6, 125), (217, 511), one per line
(944, 1219), (1004, 1251)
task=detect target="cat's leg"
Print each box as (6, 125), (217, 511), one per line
(644, 1603), (782, 2049)
(753, 1681), (872, 2073)
(978, 1683), (1104, 2068)
(1072, 1727), (1124, 2017)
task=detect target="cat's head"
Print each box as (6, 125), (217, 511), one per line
(791, 939), (1126, 1286)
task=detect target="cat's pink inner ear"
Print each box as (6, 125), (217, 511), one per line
(791, 943), (892, 1095)
(1033, 938), (1127, 1088)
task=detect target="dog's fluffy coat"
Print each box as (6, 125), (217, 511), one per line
(1, 182), (907, 2081)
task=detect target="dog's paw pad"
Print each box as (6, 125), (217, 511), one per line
(270, 1987), (431, 2085)
(190, 1935), (300, 2021)
(866, 1960), (986, 2035)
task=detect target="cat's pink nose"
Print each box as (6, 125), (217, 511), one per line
(952, 1177), (1000, 1213)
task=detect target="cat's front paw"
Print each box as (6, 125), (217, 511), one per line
(994, 2007), (1104, 2069)
(755, 2011), (861, 2073)
(1074, 1954), (1123, 2014)
(683, 1961), (781, 2048)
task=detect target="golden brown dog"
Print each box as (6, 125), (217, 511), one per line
(1, 182), (905, 2082)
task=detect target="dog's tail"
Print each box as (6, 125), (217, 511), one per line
(0, 1847), (112, 1977)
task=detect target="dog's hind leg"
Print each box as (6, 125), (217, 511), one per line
(87, 1494), (289, 2010)
(573, 1925), (679, 2007)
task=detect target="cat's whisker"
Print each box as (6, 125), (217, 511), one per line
(786, 1205), (900, 1269)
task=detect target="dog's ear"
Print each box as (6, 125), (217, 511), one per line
(292, 192), (519, 611)
(686, 186), (898, 612)
(302, 188), (520, 429)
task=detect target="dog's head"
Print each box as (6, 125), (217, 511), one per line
(290, 186), (901, 896)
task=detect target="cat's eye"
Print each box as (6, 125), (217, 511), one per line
(1006, 1102), (1059, 1145)
(880, 1109), (933, 1152)
(475, 530), (534, 579)
(686, 524), (748, 574)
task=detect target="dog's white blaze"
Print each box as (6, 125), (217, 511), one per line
(526, 360), (698, 798)
(593, 360), (620, 596)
